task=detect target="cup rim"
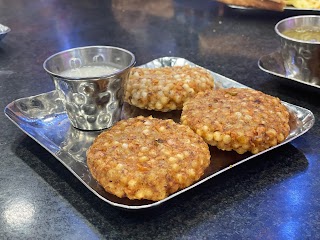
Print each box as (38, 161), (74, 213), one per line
(43, 45), (136, 80)
(275, 15), (320, 45)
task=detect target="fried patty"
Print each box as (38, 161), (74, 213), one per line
(86, 116), (210, 201)
(124, 65), (214, 112)
(181, 88), (290, 154)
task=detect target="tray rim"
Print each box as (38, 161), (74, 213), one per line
(258, 51), (320, 90)
(4, 57), (316, 210)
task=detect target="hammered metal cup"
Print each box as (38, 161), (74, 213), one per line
(43, 46), (135, 130)
(275, 15), (320, 85)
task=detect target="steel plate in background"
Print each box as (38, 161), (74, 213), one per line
(258, 52), (320, 90)
(0, 23), (10, 41)
(4, 57), (315, 210)
(228, 4), (320, 11)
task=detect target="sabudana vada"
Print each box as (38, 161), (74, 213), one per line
(87, 116), (211, 201)
(124, 65), (214, 112)
(181, 88), (290, 154)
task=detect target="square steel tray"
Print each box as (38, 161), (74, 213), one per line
(4, 57), (315, 210)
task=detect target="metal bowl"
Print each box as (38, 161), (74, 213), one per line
(43, 46), (135, 131)
(275, 15), (320, 85)
(0, 24), (10, 41)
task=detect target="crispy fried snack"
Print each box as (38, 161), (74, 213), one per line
(124, 65), (214, 112)
(181, 88), (290, 154)
(87, 116), (210, 201)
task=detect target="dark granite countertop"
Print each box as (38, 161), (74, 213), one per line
(1, 0), (319, 239)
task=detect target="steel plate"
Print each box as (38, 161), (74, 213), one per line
(228, 4), (320, 11)
(258, 51), (320, 90)
(0, 23), (10, 41)
(4, 57), (315, 210)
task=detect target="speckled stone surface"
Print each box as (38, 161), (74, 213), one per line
(1, 0), (320, 239)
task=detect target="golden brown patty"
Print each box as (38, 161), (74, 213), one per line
(124, 65), (214, 112)
(86, 116), (210, 201)
(181, 88), (290, 154)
